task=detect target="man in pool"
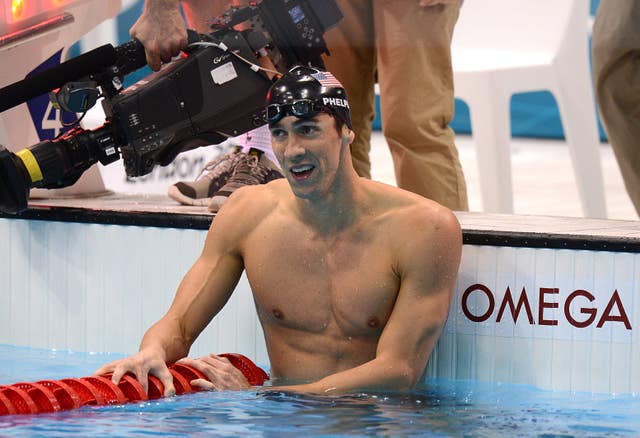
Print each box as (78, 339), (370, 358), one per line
(95, 66), (462, 395)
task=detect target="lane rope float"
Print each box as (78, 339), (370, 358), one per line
(0, 353), (269, 416)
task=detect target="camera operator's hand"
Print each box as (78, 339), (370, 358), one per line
(176, 354), (251, 391)
(93, 348), (177, 397)
(130, 0), (188, 71)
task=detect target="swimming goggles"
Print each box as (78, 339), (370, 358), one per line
(266, 99), (325, 124)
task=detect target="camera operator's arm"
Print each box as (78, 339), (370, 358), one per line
(130, 0), (188, 71)
(94, 209), (247, 396)
(181, 0), (248, 33)
(131, 0), (244, 71)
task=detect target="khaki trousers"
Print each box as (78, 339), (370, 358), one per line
(593, 0), (640, 216)
(323, 0), (468, 210)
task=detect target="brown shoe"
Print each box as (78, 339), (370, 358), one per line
(167, 146), (242, 206)
(208, 149), (283, 213)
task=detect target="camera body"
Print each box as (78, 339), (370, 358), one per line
(105, 42), (273, 176)
(0, 0), (343, 213)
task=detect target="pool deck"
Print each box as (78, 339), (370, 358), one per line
(7, 192), (640, 253)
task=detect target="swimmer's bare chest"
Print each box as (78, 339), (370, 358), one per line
(241, 219), (400, 337)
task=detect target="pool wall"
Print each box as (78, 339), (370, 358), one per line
(430, 244), (638, 394)
(0, 210), (638, 393)
(0, 218), (269, 366)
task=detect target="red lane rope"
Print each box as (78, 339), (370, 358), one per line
(0, 354), (268, 416)
(218, 353), (270, 386)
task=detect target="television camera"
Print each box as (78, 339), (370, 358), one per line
(0, 0), (342, 214)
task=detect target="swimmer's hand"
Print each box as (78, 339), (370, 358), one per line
(93, 348), (176, 397)
(176, 354), (250, 391)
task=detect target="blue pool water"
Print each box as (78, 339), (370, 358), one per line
(0, 344), (639, 437)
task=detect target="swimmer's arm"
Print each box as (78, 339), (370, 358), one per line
(141, 220), (244, 353)
(141, 193), (251, 358)
(95, 194), (248, 394)
(275, 207), (462, 395)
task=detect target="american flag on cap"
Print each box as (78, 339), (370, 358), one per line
(311, 71), (344, 88)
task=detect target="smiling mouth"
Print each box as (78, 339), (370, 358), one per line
(290, 164), (315, 180)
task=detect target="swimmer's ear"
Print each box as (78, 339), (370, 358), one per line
(342, 127), (355, 145)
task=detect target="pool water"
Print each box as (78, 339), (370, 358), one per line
(0, 344), (639, 437)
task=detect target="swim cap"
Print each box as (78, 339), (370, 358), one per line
(266, 66), (352, 129)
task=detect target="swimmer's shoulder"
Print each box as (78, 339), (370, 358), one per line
(213, 179), (286, 226)
(365, 179), (461, 237)
(203, 180), (288, 253)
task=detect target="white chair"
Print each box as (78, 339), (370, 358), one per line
(452, 0), (607, 218)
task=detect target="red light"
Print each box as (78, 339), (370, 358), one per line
(11, 0), (25, 19)
(6, 0), (72, 26)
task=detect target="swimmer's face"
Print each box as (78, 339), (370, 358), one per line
(269, 112), (351, 200)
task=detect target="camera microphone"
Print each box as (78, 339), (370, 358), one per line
(0, 44), (118, 113)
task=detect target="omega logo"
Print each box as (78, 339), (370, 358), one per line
(461, 283), (632, 330)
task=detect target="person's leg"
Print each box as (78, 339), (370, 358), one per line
(593, 0), (640, 216)
(323, 0), (376, 178)
(375, 0), (468, 210)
